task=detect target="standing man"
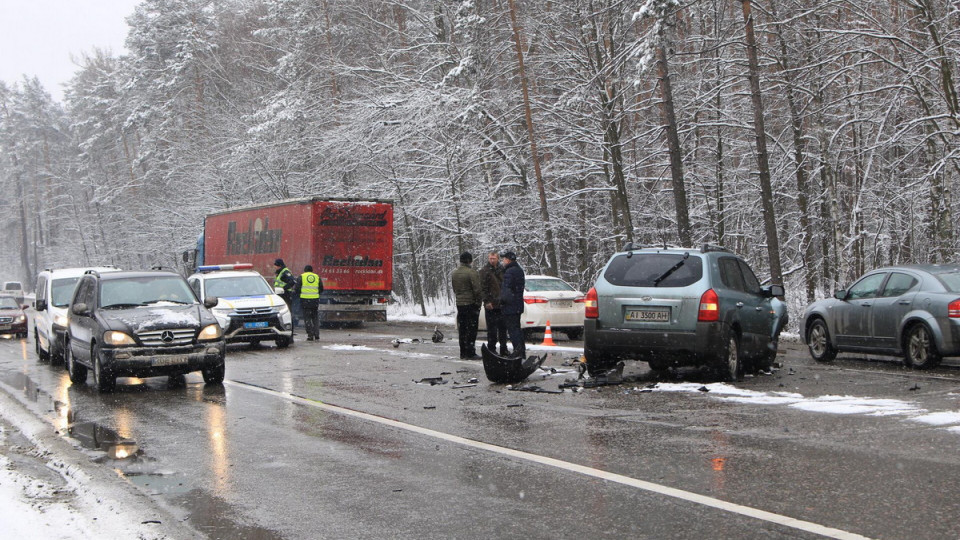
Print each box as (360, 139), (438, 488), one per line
(451, 251), (482, 359)
(478, 250), (508, 356)
(499, 251), (526, 359)
(298, 265), (323, 341)
(274, 259), (298, 328)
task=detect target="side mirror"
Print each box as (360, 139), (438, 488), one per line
(833, 290), (847, 300)
(22, 304), (29, 310)
(71, 303), (89, 316)
(274, 287), (286, 296)
(203, 296), (219, 309)
(765, 284), (785, 298)
(34, 299), (46, 311)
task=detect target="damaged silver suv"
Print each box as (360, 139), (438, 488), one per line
(583, 244), (787, 380)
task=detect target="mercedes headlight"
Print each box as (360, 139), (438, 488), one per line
(103, 331), (136, 346)
(198, 324), (223, 341)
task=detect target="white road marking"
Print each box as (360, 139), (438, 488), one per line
(226, 380), (871, 540)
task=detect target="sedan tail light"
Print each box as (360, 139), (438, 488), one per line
(524, 296), (548, 304)
(949, 299), (960, 318)
(584, 287), (599, 319)
(698, 289), (720, 322)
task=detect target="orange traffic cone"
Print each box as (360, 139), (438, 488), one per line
(540, 320), (556, 346)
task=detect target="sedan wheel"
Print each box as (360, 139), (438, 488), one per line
(807, 319), (837, 362)
(905, 324), (942, 370)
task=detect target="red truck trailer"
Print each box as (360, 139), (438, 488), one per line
(201, 197), (393, 322)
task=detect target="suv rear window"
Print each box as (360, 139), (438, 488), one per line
(603, 253), (703, 288)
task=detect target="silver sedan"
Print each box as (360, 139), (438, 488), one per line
(800, 265), (960, 368)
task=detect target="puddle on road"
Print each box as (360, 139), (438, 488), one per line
(69, 421), (140, 460)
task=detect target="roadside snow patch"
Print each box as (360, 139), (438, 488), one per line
(909, 411), (960, 426)
(324, 344), (377, 351)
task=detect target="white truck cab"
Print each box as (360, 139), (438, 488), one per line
(187, 264), (294, 348)
(34, 267), (120, 364)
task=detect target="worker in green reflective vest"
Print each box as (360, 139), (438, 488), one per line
(298, 265), (323, 341)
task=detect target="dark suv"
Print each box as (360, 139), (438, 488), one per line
(65, 270), (226, 392)
(584, 245), (787, 379)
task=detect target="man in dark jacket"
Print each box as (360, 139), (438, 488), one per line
(451, 251), (482, 359)
(499, 251), (526, 358)
(274, 258), (298, 328)
(478, 250), (508, 355)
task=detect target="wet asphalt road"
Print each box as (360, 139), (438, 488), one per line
(2, 322), (960, 539)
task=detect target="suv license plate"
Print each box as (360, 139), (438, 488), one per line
(153, 356), (189, 367)
(625, 309), (670, 322)
(243, 321), (269, 329)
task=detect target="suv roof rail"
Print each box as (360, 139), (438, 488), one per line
(701, 243), (732, 254)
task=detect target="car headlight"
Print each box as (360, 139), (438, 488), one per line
(103, 331), (136, 346)
(15, 315), (27, 324)
(198, 324), (222, 340)
(213, 307), (232, 315)
(276, 303), (289, 315)
(53, 314), (69, 327)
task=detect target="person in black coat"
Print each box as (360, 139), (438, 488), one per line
(499, 251), (526, 358)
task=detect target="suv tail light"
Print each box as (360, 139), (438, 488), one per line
(524, 296), (548, 304)
(584, 287), (599, 319)
(698, 289), (719, 322)
(949, 299), (960, 318)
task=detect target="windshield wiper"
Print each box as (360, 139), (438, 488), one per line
(144, 300), (192, 305)
(102, 302), (144, 309)
(653, 253), (690, 286)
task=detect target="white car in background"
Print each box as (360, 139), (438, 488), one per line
(187, 264), (294, 348)
(479, 275), (586, 340)
(34, 267), (121, 364)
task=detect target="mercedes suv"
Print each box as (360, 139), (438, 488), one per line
(65, 269), (226, 392)
(583, 244), (787, 380)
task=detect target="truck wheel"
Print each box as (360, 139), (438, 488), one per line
(93, 344), (116, 393)
(904, 323), (942, 369)
(66, 341), (87, 385)
(203, 363), (225, 384)
(276, 335), (292, 349)
(36, 332), (50, 362)
(806, 319), (837, 362)
(585, 348), (616, 377)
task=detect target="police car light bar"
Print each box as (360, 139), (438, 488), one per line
(197, 263), (254, 272)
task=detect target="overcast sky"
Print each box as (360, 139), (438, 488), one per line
(0, 0), (142, 102)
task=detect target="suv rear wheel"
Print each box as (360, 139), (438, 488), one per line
(65, 340), (87, 384)
(585, 347), (616, 377)
(717, 332), (742, 382)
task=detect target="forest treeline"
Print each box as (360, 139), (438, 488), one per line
(1, 0), (958, 313)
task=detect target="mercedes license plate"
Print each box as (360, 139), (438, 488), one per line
(153, 355), (189, 367)
(625, 309), (670, 322)
(243, 321), (269, 329)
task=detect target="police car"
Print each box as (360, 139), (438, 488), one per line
(187, 264), (294, 348)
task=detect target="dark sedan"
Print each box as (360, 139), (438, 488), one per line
(801, 265), (960, 369)
(0, 296), (28, 338)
